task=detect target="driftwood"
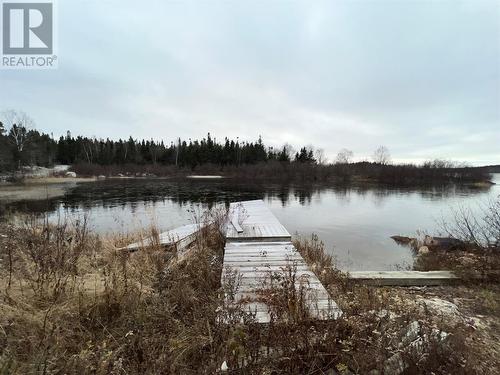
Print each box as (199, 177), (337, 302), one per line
(391, 235), (466, 251)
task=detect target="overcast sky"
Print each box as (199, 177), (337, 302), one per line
(1, 0), (499, 165)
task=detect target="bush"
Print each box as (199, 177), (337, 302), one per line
(0, 215), (495, 374)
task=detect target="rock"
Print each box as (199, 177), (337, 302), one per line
(373, 309), (400, 319)
(97, 175), (106, 180)
(53, 165), (70, 173)
(418, 246), (429, 255)
(419, 297), (461, 320)
(399, 321), (421, 348)
(65, 171), (77, 178)
(456, 254), (479, 267)
(385, 321), (422, 374)
(384, 352), (406, 375)
(386, 319), (450, 375)
(117, 173), (125, 177)
(327, 365), (354, 375)
(431, 328), (449, 341)
(220, 361), (228, 372)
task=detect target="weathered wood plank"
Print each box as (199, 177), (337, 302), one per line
(122, 223), (204, 252)
(222, 200), (342, 323)
(223, 265), (311, 272)
(226, 200), (291, 242)
(223, 257), (304, 263)
(348, 270), (458, 286)
(223, 270), (320, 280)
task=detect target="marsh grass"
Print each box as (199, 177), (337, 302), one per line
(0, 214), (495, 374)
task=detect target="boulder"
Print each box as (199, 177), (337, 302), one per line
(399, 321), (421, 348)
(418, 297), (461, 320)
(53, 165), (70, 173)
(418, 246), (429, 255)
(97, 175), (106, 180)
(65, 171), (77, 178)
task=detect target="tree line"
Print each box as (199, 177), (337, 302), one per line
(1, 110), (487, 186)
(0, 110), (325, 172)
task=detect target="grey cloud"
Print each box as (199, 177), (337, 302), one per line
(0, 0), (498, 165)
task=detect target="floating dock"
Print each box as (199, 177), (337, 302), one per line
(123, 223), (203, 252)
(222, 200), (342, 323)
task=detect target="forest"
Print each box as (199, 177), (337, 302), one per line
(0, 111), (318, 171)
(0, 110), (492, 185)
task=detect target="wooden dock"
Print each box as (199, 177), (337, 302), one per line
(222, 200), (342, 323)
(123, 223), (204, 252)
(225, 200), (292, 242)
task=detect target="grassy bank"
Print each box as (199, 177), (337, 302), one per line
(0, 214), (498, 374)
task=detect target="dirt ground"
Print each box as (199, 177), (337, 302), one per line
(396, 284), (500, 372)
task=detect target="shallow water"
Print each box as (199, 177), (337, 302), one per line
(2, 174), (498, 271)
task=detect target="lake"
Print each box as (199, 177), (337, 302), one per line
(1, 174), (498, 271)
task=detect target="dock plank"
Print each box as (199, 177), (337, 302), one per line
(123, 223), (204, 251)
(226, 200), (291, 242)
(222, 200), (342, 323)
(348, 270), (458, 286)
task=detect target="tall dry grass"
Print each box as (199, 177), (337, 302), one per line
(0, 214), (492, 374)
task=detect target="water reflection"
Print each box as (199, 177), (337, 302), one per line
(1, 177), (497, 271)
(2, 179), (493, 215)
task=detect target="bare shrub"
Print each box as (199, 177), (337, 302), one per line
(0, 215), (496, 374)
(440, 199), (500, 250)
(415, 198), (500, 281)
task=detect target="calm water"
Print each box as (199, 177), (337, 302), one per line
(2, 174), (499, 271)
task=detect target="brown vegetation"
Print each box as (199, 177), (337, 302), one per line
(414, 199), (500, 281)
(69, 160), (492, 186)
(0, 213), (498, 374)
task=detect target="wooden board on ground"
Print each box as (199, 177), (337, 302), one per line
(348, 270), (458, 286)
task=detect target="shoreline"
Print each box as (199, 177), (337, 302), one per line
(0, 177), (96, 202)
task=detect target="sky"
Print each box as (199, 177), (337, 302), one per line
(1, 0), (499, 165)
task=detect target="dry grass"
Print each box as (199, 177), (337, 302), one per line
(0, 216), (497, 374)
